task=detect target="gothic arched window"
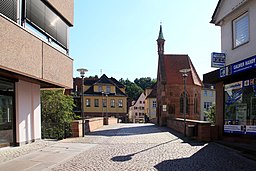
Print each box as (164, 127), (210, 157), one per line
(180, 92), (189, 114)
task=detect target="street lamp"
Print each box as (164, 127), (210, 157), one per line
(77, 68), (88, 137)
(102, 91), (104, 118)
(179, 68), (191, 137)
(105, 93), (109, 125)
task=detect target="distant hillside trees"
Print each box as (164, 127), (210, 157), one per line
(119, 77), (156, 101)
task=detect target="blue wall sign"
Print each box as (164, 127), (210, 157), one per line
(220, 55), (256, 78)
(211, 52), (226, 68)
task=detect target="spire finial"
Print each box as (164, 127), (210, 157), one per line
(158, 23), (164, 40)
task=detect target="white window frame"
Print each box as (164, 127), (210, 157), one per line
(86, 99), (90, 107)
(110, 99), (115, 108)
(233, 12), (249, 48)
(118, 99), (123, 108)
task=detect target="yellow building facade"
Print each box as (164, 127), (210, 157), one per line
(82, 74), (127, 121)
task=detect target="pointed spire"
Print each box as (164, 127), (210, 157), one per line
(157, 24), (164, 40)
(157, 23), (165, 55)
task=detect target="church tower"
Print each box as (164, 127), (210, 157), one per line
(157, 24), (165, 56)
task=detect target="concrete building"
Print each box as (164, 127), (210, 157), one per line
(204, 0), (256, 140)
(0, 0), (74, 147)
(128, 93), (146, 123)
(145, 83), (157, 123)
(156, 25), (202, 126)
(200, 85), (216, 121)
(73, 74), (127, 122)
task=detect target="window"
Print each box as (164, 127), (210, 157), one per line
(233, 12), (249, 47)
(224, 79), (256, 135)
(86, 99), (90, 107)
(94, 99), (99, 107)
(111, 99), (115, 108)
(102, 99), (107, 107)
(194, 94), (198, 114)
(118, 99), (123, 108)
(26, 0), (69, 49)
(139, 101), (142, 104)
(106, 86), (110, 93)
(209, 91), (213, 97)
(153, 101), (157, 108)
(0, 0), (17, 22)
(135, 113), (137, 116)
(204, 90), (207, 97)
(204, 102), (212, 110)
(98, 86), (102, 92)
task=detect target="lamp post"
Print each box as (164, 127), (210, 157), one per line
(179, 68), (191, 137)
(105, 93), (109, 125)
(102, 91), (104, 118)
(77, 68), (88, 137)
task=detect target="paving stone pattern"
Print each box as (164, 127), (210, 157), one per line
(0, 140), (56, 163)
(52, 124), (256, 171)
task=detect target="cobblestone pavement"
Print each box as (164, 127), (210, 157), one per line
(51, 123), (256, 171)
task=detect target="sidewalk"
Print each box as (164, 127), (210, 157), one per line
(215, 140), (256, 161)
(0, 140), (96, 171)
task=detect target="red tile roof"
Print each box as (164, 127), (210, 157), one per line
(160, 54), (202, 86)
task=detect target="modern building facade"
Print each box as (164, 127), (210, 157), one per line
(73, 74), (127, 121)
(204, 0), (256, 140)
(145, 83), (157, 123)
(200, 85), (216, 121)
(0, 0), (74, 147)
(128, 92), (146, 123)
(156, 25), (202, 126)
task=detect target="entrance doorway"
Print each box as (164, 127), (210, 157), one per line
(0, 79), (15, 147)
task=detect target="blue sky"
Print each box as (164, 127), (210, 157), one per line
(70, 0), (220, 81)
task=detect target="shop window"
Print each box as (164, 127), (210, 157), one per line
(224, 79), (256, 135)
(233, 12), (249, 48)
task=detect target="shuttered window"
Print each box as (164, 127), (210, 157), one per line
(233, 12), (249, 47)
(26, 0), (68, 49)
(0, 0), (17, 22)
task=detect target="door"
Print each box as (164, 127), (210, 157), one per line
(0, 79), (15, 147)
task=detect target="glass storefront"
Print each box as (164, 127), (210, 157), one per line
(0, 79), (14, 147)
(224, 78), (256, 135)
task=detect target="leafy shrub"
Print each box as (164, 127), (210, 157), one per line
(41, 90), (75, 139)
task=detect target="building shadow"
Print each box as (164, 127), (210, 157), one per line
(154, 143), (256, 171)
(87, 123), (206, 146)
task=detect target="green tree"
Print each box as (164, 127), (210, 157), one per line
(134, 77), (156, 90)
(204, 104), (216, 124)
(41, 90), (75, 139)
(119, 78), (143, 100)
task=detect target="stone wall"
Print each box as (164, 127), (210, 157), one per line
(167, 118), (219, 142)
